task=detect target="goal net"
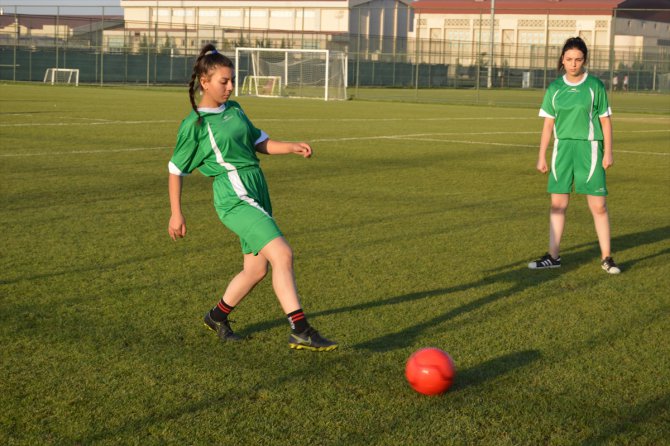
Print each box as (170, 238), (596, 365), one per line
(240, 76), (282, 97)
(43, 68), (79, 86)
(235, 48), (347, 100)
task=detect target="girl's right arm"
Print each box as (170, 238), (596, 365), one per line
(536, 117), (554, 173)
(168, 174), (186, 240)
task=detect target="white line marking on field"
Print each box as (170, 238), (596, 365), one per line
(0, 120), (176, 127)
(616, 150), (670, 156)
(0, 116), (537, 128)
(1, 133), (668, 157)
(0, 146), (171, 157)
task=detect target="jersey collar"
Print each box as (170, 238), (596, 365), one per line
(563, 72), (588, 87)
(197, 103), (227, 114)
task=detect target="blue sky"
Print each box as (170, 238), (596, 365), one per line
(0, 1), (122, 15)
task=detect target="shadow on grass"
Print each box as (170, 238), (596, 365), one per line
(240, 225), (670, 350)
(484, 225), (670, 274)
(580, 393), (670, 445)
(451, 349), (542, 392)
(0, 253), (166, 286)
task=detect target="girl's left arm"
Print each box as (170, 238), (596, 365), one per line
(600, 116), (613, 169)
(256, 139), (312, 158)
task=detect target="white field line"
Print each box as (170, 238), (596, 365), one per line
(0, 117), (533, 128)
(0, 146), (171, 157)
(381, 136), (669, 155)
(0, 119), (176, 127)
(1, 129), (668, 157)
(1, 115), (669, 127)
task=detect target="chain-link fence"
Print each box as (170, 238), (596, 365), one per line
(1, 5), (668, 98)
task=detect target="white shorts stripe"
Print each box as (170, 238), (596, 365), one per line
(586, 140), (598, 183)
(551, 139), (559, 182)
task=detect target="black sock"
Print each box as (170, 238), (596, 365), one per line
(210, 299), (235, 322)
(287, 309), (309, 333)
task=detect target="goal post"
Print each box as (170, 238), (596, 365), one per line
(235, 48), (347, 101)
(43, 68), (80, 86)
(240, 76), (282, 97)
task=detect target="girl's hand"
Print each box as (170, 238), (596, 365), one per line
(292, 142), (312, 158)
(536, 157), (549, 173)
(602, 152), (614, 170)
(169, 214), (186, 240)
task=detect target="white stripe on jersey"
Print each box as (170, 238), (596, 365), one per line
(551, 90), (559, 113)
(588, 88), (595, 141)
(587, 141), (598, 183)
(206, 124), (271, 218)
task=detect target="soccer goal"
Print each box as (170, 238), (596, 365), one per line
(240, 75), (282, 97)
(43, 68), (80, 86)
(235, 48), (347, 101)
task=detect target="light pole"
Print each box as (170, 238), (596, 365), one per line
(487, 0), (495, 88)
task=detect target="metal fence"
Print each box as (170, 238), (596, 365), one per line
(1, 5), (668, 96)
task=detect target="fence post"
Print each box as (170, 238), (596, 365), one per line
(355, 9), (361, 97)
(415, 12), (420, 98)
(543, 11), (549, 90)
(487, 0), (495, 89)
(55, 7), (60, 70)
(608, 8), (617, 98)
(476, 11), (482, 101)
(101, 7), (105, 85)
(12, 7), (17, 82)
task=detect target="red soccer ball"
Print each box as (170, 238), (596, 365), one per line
(405, 347), (456, 395)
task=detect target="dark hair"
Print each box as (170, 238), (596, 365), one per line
(558, 37), (588, 72)
(188, 43), (234, 123)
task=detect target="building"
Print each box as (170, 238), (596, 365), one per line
(408, 0), (670, 72)
(115, 0), (412, 54)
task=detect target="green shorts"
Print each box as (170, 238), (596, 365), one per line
(548, 139), (608, 196)
(213, 167), (282, 255)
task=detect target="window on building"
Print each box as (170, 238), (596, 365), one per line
(519, 30), (543, 45)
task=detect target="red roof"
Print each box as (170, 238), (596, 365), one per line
(412, 0), (624, 15)
(0, 14), (123, 30)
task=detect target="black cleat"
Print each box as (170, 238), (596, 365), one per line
(204, 312), (242, 342)
(528, 252), (561, 269)
(289, 327), (338, 352)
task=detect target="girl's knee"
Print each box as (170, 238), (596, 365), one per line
(590, 202), (608, 215)
(550, 204), (568, 214)
(270, 245), (294, 270)
(243, 263), (268, 283)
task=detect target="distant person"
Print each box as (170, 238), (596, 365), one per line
(623, 74), (629, 92)
(529, 37), (621, 274)
(612, 74), (619, 91)
(167, 43), (338, 351)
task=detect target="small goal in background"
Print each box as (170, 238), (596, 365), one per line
(43, 68), (80, 86)
(240, 75), (282, 97)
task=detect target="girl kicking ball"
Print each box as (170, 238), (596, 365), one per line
(167, 43), (337, 351)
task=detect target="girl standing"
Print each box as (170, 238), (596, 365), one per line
(168, 44), (338, 351)
(529, 37), (621, 274)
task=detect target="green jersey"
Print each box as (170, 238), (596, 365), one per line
(539, 73), (611, 141)
(168, 101), (268, 177)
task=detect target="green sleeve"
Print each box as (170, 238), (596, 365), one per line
(539, 84), (556, 118)
(169, 117), (202, 176)
(594, 79), (611, 117)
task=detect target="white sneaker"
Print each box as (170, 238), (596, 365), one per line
(601, 257), (621, 274)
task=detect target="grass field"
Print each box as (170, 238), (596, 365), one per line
(1, 83), (669, 445)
